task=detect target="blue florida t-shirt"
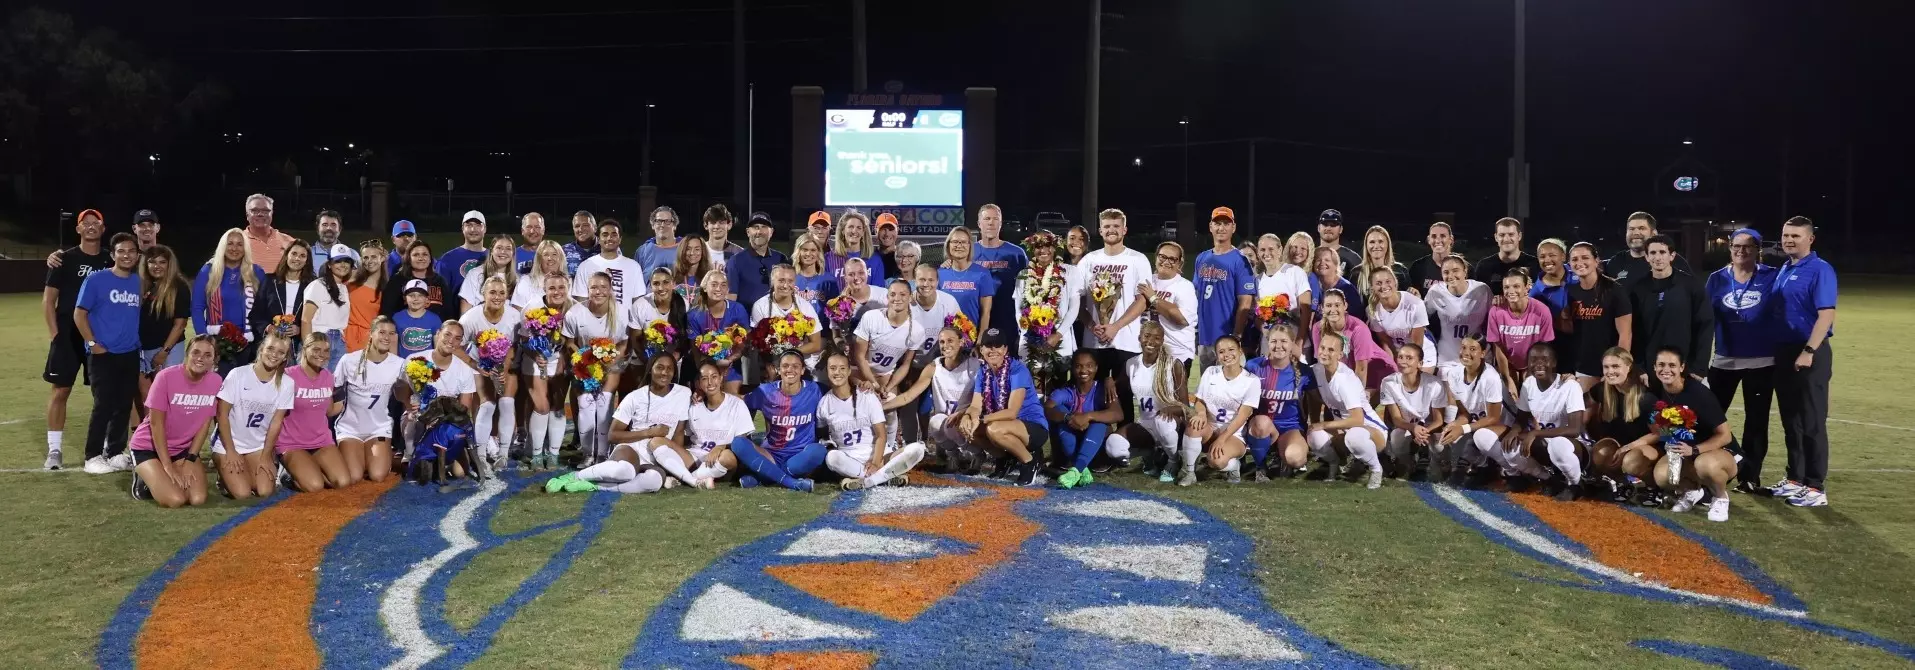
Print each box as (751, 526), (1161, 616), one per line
(976, 359), (1048, 427)
(436, 247), (488, 299)
(971, 242), (1028, 342)
(392, 309), (444, 358)
(1246, 357), (1315, 431)
(77, 269), (143, 354)
(1195, 247), (1257, 344)
(793, 273), (841, 321)
(748, 380), (823, 457)
(938, 264), (998, 328)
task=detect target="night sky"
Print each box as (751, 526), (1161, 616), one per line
(46, 0), (1913, 242)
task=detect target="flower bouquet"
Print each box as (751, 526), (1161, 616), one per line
(571, 337), (617, 393)
(405, 357), (442, 408)
(1017, 302), (1066, 388)
(1088, 269), (1121, 343)
(695, 324), (750, 362)
(268, 313), (299, 340)
(474, 329), (511, 393)
(945, 312), (977, 349)
(824, 294), (861, 347)
(214, 321), (249, 364)
(1652, 401), (1698, 487)
(641, 319), (677, 359)
(1255, 293), (1293, 327)
(521, 307), (563, 375)
(750, 312), (817, 358)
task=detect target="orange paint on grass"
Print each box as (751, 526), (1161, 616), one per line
(766, 480), (1044, 622)
(728, 650), (877, 670)
(135, 478), (397, 670)
(1506, 492), (1771, 605)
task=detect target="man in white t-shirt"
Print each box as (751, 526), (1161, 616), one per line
(1080, 208), (1152, 423)
(573, 218), (645, 316)
(1145, 241), (1199, 365)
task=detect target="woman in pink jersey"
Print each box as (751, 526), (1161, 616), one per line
(1309, 288), (1394, 393)
(279, 332), (349, 491)
(1485, 267), (1556, 391)
(129, 336), (223, 507)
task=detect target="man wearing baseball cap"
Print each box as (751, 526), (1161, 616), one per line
(387, 220), (418, 276)
(47, 208), (158, 270)
(727, 211), (789, 309)
(438, 210), (489, 299)
(1316, 209), (1362, 279)
(874, 212), (902, 281)
(1195, 206), (1256, 370)
(804, 210), (834, 252)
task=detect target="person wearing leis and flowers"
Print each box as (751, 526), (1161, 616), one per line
(957, 328), (1048, 486)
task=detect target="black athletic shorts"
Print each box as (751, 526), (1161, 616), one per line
(1022, 419), (1050, 455)
(133, 449), (199, 465)
(43, 334), (88, 387)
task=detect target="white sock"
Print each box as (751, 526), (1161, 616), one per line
(1387, 430), (1415, 465)
(1346, 429), (1383, 472)
(1470, 429), (1501, 469)
(652, 447), (698, 485)
(476, 401), (498, 454)
(496, 397), (516, 455)
(1222, 458), (1241, 473)
(1179, 435), (1202, 470)
(610, 470), (663, 494)
(1104, 433), (1131, 460)
(576, 459), (635, 483)
(871, 442), (926, 485)
(1546, 437), (1582, 485)
(826, 450), (867, 480)
(592, 392), (614, 458)
(48, 431), (62, 454)
(546, 411), (567, 456)
(528, 412), (550, 456)
(575, 395), (601, 458)
(692, 462), (729, 481)
(1307, 430), (1340, 467)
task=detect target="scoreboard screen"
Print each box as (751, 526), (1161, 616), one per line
(824, 109), (963, 207)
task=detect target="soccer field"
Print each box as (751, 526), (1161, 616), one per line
(0, 280), (1910, 669)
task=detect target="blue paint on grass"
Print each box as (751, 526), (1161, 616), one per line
(1632, 639), (1798, 669)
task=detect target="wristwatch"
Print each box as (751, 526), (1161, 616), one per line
(86, 340), (97, 351)
(1802, 345), (1816, 354)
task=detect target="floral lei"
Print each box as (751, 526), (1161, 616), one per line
(1018, 263), (1068, 310)
(981, 358), (1013, 414)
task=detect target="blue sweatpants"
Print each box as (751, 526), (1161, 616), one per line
(729, 436), (825, 491)
(1057, 423), (1110, 470)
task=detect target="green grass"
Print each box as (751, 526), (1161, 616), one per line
(0, 279), (1911, 668)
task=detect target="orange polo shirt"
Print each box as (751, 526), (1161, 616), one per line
(246, 226), (297, 274)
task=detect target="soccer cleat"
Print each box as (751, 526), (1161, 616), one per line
(1707, 498), (1731, 522)
(1768, 479), (1805, 499)
(1226, 467), (1242, 485)
(1787, 488), (1828, 507)
(43, 449), (62, 471)
(891, 474), (910, 487)
(1015, 460), (1040, 487)
(545, 472), (577, 493)
(1671, 488), (1706, 513)
(1252, 467), (1270, 483)
(1733, 480), (1761, 495)
(130, 473), (151, 501)
(83, 456), (114, 475)
(1075, 468), (1094, 487)
(1056, 467), (1081, 489)
(107, 452), (133, 472)
(1158, 468), (1175, 483)
(989, 456), (1016, 479)
(1366, 467), (1383, 490)
(793, 478), (817, 493)
(840, 477), (867, 491)
(1554, 484), (1579, 502)
(1637, 489), (1668, 509)
(277, 464), (297, 492)
(1091, 457), (1125, 474)
(560, 477), (599, 493)
(1177, 467), (1197, 487)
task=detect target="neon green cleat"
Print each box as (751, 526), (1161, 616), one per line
(1057, 468), (1081, 489)
(1075, 469), (1094, 486)
(1158, 469), (1175, 483)
(561, 477), (599, 493)
(545, 472), (577, 493)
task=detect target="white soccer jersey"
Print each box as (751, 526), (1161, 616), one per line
(612, 384), (693, 438)
(563, 302), (627, 345)
(820, 389), (887, 459)
(459, 305), (524, 352)
(333, 350), (404, 440)
(1515, 375), (1585, 431)
(1425, 280), (1492, 365)
(407, 352), (478, 400)
(688, 395), (753, 454)
(1127, 354), (1172, 421)
(216, 367), (296, 454)
(1439, 361), (1505, 425)
(1080, 247), (1151, 352)
(1313, 362), (1387, 432)
(1380, 370), (1449, 425)
(1147, 274), (1200, 362)
(573, 254), (647, 313)
(1371, 292), (1435, 362)
(928, 357), (979, 416)
(512, 274), (565, 311)
(1195, 366), (1262, 439)
(853, 309), (925, 374)
(908, 291), (961, 358)
(1257, 265), (1312, 311)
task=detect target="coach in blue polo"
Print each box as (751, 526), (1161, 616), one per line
(1765, 216), (1837, 508)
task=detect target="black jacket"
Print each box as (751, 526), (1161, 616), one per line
(248, 275), (313, 345)
(1627, 270), (1714, 373)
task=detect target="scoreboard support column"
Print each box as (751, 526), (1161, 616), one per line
(791, 86), (826, 236)
(964, 87), (997, 216)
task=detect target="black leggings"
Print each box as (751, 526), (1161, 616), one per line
(1708, 365), (1774, 486)
(85, 351), (140, 460)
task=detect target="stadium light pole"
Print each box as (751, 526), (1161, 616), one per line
(1179, 117), (1190, 199)
(642, 102), (656, 187)
(1083, 0), (1102, 230)
(1508, 0), (1529, 219)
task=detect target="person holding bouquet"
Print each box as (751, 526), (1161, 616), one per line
(335, 317), (405, 483)
(1619, 347), (1740, 521)
(250, 241), (314, 364)
(750, 265), (825, 372)
(1013, 230), (1082, 365)
(459, 275), (523, 467)
(631, 267), (689, 380)
(193, 228), (268, 373)
(1080, 209), (1153, 423)
(515, 274), (579, 470)
(1253, 234), (1312, 356)
(791, 236), (839, 320)
(825, 257), (884, 351)
(938, 227), (998, 337)
(688, 270), (752, 394)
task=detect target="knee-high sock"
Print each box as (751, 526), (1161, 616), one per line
(730, 436), (808, 490)
(1387, 429), (1415, 465)
(782, 442), (827, 478)
(1104, 432), (1131, 460)
(1345, 428), (1383, 472)
(826, 450), (868, 480)
(1179, 435), (1202, 470)
(528, 412), (550, 457)
(1055, 428), (1081, 468)
(576, 458), (634, 483)
(691, 460), (729, 481)
(1469, 429), (1501, 468)
(1246, 433), (1274, 469)
(871, 442), (926, 485)
(1545, 436), (1582, 485)
(1072, 424), (1109, 470)
(544, 409), (567, 456)
(592, 392), (614, 458)
(476, 401), (498, 451)
(652, 447), (699, 485)
(575, 393), (601, 458)
(1307, 429), (1340, 467)
(496, 396), (516, 455)
(609, 470), (663, 494)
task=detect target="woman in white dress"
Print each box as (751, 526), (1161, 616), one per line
(822, 352), (925, 490)
(885, 327), (978, 472)
(1379, 343), (1451, 480)
(1175, 335), (1262, 487)
(334, 316), (405, 483)
(1499, 343), (1587, 500)
(1306, 332), (1389, 489)
(1367, 267), (1435, 374)
(213, 331), (297, 499)
(460, 274), (523, 465)
(1424, 254), (1492, 366)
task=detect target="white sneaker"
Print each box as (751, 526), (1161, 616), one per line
(1671, 488), (1706, 513)
(83, 456), (114, 474)
(1788, 488), (1828, 508)
(1366, 468), (1383, 490)
(1707, 498), (1730, 522)
(107, 452), (134, 472)
(43, 449), (62, 471)
(1768, 479), (1805, 499)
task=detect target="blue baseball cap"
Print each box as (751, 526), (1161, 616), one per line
(391, 220), (417, 236)
(1731, 227), (1762, 244)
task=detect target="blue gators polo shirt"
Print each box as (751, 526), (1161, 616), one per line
(1769, 252), (1837, 343)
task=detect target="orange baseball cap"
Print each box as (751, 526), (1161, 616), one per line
(807, 210), (832, 226)
(875, 212), (899, 229)
(1210, 206), (1235, 223)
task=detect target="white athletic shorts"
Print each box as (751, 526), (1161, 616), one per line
(1140, 415), (1179, 452)
(335, 405), (395, 442)
(209, 433), (265, 456)
(519, 353), (561, 377)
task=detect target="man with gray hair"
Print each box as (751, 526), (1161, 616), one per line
(244, 193), (297, 274)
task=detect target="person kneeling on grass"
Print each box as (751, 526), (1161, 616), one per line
(130, 336), (222, 507)
(547, 353), (695, 494)
(213, 331), (297, 500)
(1243, 323), (1312, 482)
(821, 352), (926, 490)
(1181, 335), (1262, 486)
(410, 397), (480, 490)
(276, 333), (350, 492)
(1044, 349), (1123, 489)
(1307, 332), (1389, 489)
(956, 329), (1047, 486)
(1621, 347), (1740, 522)
(1500, 343), (1589, 501)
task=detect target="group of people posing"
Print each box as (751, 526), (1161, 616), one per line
(39, 197), (1839, 518)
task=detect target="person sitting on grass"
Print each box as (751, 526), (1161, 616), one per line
(1179, 335), (1262, 486)
(685, 361), (749, 485)
(739, 349), (830, 491)
(1622, 347), (1741, 522)
(1500, 343), (1588, 501)
(1243, 323), (1312, 481)
(1044, 349), (1123, 489)
(544, 353), (690, 495)
(129, 335), (223, 507)
(883, 327), (979, 474)
(213, 330), (297, 499)
(1306, 331), (1388, 489)
(276, 332), (349, 492)
(410, 396), (479, 491)
(821, 352), (925, 491)
(956, 329), (1047, 486)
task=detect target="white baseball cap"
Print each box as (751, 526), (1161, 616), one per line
(328, 244), (356, 263)
(463, 210), (487, 225)
(403, 279), (430, 295)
